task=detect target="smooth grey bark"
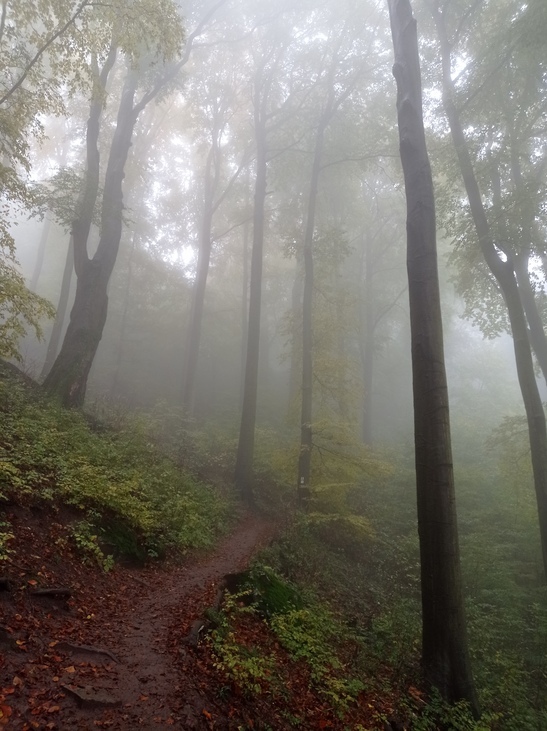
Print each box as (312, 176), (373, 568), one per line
(387, 0), (479, 712)
(430, 1), (547, 581)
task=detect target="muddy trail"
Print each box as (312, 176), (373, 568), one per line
(0, 511), (276, 730)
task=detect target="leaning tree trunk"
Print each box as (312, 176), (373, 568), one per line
(387, 0), (479, 713)
(44, 66), (139, 407)
(40, 234), (74, 379)
(431, 1), (547, 580)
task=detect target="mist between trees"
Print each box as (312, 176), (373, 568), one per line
(3, 0), (547, 725)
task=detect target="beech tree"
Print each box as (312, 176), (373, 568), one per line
(43, 1), (185, 406)
(387, 0), (478, 711)
(427, 0), (547, 579)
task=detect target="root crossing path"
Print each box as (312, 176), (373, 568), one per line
(19, 513), (276, 730)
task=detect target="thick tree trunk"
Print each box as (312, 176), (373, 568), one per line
(387, 0), (479, 712)
(431, 2), (547, 580)
(44, 66), (138, 407)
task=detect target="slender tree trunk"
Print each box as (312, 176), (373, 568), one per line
(287, 256), (303, 421)
(239, 211), (250, 412)
(182, 149), (215, 415)
(360, 236), (375, 444)
(234, 119), (267, 501)
(431, 1), (547, 580)
(40, 234), (74, 380)
(298, 115), (328, 504)
(387, 0), (479, 712)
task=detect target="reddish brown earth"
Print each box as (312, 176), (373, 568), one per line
(0, 508), (276, 730)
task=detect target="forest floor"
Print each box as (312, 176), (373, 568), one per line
(0, 507), (277, 730)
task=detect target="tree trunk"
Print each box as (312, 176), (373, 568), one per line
(234, 115), (267, 502)
(182, 148), (215, 415)
(40, 234), (74, 380)
(359, 233), (375, 444)
(44, 66), (139, 407)
(239, 211), (250, 412)
(298, 120), (325, 503)
(431, 1), (547, 580)
(387, 0), (479, 712)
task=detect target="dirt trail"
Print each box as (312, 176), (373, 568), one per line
(2, 512), (276, 730)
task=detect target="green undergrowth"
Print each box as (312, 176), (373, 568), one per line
(0, 366), (234, 564)
(211, 458), (547, 729)
(210, 566), (365, 716)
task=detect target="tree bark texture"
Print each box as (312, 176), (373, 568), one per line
(431, 2), (547, 580)
(387, 0), (479, 712)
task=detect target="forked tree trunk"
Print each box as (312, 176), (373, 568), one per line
(44, 65), (139, 407)
(387, 0), (479, 712)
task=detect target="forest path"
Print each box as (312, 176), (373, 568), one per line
(1, 511), (276, 730)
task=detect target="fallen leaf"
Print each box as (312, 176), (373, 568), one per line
(63, 666), (76, 674)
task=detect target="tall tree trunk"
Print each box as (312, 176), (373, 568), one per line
(40, 234), (74, 380)
(298, 121), (325, 503)
(431, 1), (547, 580)
(239, 211), (250, 412)
(182, 148), (215, 415)
(287, 256), (303, 421)
(44, 65), (139, 407)
(387, 0), (479, 712)
(234, 118), (267, 501)
(360, 235), (375, 444)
